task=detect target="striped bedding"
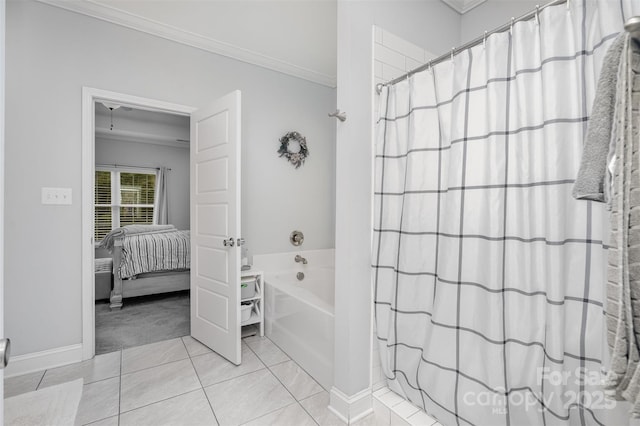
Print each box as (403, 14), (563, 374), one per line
(118, 230), (190, 279)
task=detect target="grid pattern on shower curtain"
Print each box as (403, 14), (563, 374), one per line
(373, 1), (639, 425)
(372, 26), (439, 394)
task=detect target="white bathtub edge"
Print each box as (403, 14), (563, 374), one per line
(265, 270), (334, 316)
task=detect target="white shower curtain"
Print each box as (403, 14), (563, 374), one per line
(373, 1), (640, 425)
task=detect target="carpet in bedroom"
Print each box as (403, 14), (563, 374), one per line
(95, 290), (190, 355)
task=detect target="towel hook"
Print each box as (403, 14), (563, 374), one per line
(450, 48), (455, 63)
(483, 31), (488, 49)
(510, 17), (515, 34)
(535, 5), (540, 25)
(328, 109), (347, 122)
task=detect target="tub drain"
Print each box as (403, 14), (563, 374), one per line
(297, 272), (305, 281)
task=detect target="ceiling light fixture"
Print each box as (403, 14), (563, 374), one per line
(99, 101), (121, 131)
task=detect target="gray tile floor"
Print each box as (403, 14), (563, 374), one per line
(4, 336), (372, 426)
(95, 292), (190, 355)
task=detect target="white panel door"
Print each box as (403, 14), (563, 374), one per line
(190, 90), (241, 365)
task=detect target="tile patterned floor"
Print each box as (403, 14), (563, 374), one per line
(4, 336), (373, 426)
(94, 292), (190, 355)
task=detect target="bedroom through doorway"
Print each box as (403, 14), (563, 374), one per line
(82, 88), (244, 365)
(93, 103), (192, 355)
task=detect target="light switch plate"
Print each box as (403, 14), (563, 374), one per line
(42, 187), (72, 205)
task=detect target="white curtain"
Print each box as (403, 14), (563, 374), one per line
(154, 166), (169, 225)
(373, 1), (639, 425)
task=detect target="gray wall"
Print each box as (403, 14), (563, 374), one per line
(95, 138), (190, 231)
(5, 0), (336, 356)
(460, 0), (539, 43)
(334, 0), (460, 401)
(0, 0), (5, 390)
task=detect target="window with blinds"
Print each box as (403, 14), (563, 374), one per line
(94, 169), (157, 241)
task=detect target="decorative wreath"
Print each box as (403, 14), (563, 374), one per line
(278, 131), (309, 169)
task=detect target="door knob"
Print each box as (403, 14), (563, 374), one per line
(223, 238), (235, 247)
(236, 238), (245, 246)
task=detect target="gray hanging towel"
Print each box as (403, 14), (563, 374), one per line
(604, 35), (640, 417)
(572, 34), (626, 203)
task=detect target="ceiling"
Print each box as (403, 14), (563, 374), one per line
(95, 102), (190, 148)
(38, 0), (484, 88)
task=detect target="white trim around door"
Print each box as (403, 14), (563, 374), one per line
(81, 87), (195, 360)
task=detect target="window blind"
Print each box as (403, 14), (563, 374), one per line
(94, 169), (156, 241)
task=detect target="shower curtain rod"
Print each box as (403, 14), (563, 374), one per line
(376, 0), (568, 94)
(96, 163), (172, 171)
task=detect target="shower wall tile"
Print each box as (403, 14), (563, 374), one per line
(372, 366), (385, 392)
(374, 61), (383, 79)
(374, 25), (434, 84)
(372, 380), (386, 392)
(405, 57), (423, 72)
(380, 30), (425, 64)
(381, 63), (404, 81)
(371, 326), (386, 394)
(374, 27), (383, 44)
(376, 45), (406, 71)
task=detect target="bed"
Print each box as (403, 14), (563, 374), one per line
(100, 225), (190, 309)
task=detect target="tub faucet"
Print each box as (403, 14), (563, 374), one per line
(295, 255), (308, 265)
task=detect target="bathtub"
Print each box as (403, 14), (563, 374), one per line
(258, 250), (335, 390)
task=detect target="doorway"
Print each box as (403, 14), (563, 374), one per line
(81, 88), (196, 360)
(82, 88), (244, 365)
(93, 103), (191, 354)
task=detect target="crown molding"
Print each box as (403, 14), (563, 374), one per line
(441, 0), (487, 14)
(36, 0), (336, 88)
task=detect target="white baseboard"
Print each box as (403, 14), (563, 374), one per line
(5, 344), (83, 378)
(329, 386), (373, 424)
